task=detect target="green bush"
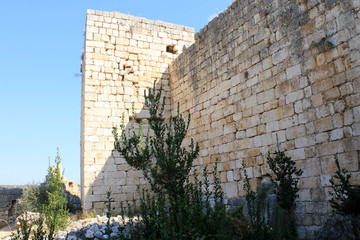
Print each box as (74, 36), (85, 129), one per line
(40, 150), (69, 239)
(240, 163), (274, 240)
(330, 156), (360, 216)
(13, 150), (69, 240)
(113, 84), (232, 239)
(113, 84), (199, 201)
(112, 84), (305, 240)
(266, 150), (303, 211)
(17, 183), (47, 214)
(266, 149), (303, 240)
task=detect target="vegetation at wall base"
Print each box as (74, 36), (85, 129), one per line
(113, 84), (232, 239)
(12, 150), (69, 240)
(266, 149), (303, 212)
(110, 84), (310, 240)
(240, 163), (274, 240)
(113, 84), (200, 200)
(266, 149), (303, 240)
(41, 150), (69, 240)
(330, 156), (360, 216)
(17, 183), (47, 214)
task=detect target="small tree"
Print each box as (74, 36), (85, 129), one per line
(330, 156), (360, 215)
(41, 150), (69, 240)
(12, 150), (68, 240)
(113, 84), (230, 239)
(266, 149), (303, 240)
(241, 163), (273, 240)
(266, 150), (303, 211)
(113, 84), (199, 202)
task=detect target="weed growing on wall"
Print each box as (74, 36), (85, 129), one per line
(330, 156), (360, 215)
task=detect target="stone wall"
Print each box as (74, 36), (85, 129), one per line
(81, 10), (194, 210)
(0, 187), (23, 227)
(82, 0), (360, 237)
(169, 0), (360, 237)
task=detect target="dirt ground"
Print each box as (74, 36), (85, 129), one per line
(0, 223), (16, 239)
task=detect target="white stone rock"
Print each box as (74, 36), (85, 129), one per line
(330, 128), (344, 140)
(286, 64), (301, 79)
(85, 224), (99, 238)
(272, 48), (288, 65)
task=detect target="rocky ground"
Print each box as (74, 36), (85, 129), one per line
(56, 215), (140, 240)
(0, 222), (15, 239)
(0, 214), (140, 240)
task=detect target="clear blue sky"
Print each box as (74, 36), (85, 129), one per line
(0, 0), (232, 185)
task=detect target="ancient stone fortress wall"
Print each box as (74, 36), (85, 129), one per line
(81, 10), (194, 210)
(0, 187), (23, 227)
(82, 0), (360, 238)
(170, 0), (360, 237)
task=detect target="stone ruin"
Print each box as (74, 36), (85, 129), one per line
(0, 186), (23, 228)
(81, 0), (360, 238)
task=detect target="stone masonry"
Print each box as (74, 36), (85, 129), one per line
(0, 187), (23, 227)
(81, 0), (360, 238)
(81, 10), (194, 210)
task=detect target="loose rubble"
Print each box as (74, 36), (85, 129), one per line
(15, 212), (41, 227)
(5, 215), (141, 240)
(56, 215), (141, 240)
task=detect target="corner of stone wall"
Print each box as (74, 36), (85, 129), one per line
(81, 10), (194, 212)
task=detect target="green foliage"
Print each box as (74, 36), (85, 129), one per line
(241, 163), (274, 240)
(32, 215), (47, 240)
(113, 84), (232, 239)
(112, 84), (305, 240)
(113, 84), (199, 201)
(330, 156), (360, 216)
(11, 217), (32, 240)
(17, 183), (47, 214)
(104, 191), (115, 235)
(136, 165), (229, 240)
(11, 151), (69, 240)
(266, 149), (303, 240)
(40, 150), (69, 240)
(81, 209), (99, 219)
(266, 149), (303, 211)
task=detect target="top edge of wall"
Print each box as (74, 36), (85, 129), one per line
(86, 9), (195, 33)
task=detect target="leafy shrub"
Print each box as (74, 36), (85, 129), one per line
(113, 84), (199, 201)
(17, 183), (47, 214)
(112, 84), (305, 240)
(266, 150), (303, 211)
(113, 84), (232, 239)
(330, 156), (360, 215)
(13, 150), (69, 240)
(40, 150), (69, 239)
(10, 213), (46, 240)
(266, 149), (303, 240)
(240, 163), (274, 240)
